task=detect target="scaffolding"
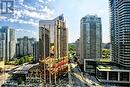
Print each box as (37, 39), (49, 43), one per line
(39, 17), (68, 86)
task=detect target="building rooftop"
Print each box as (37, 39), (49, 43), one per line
(12, 63), (39, 74)
(96, 65), (112, 71)
(96, 65), (130, 72)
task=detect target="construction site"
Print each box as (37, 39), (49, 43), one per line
(1, 15), (69, 87)
(38, 15), (68, 86)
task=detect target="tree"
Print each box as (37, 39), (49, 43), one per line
(68, 44), (76, 52)
(15, 55), (33, 65)
(102, 49), (110, 59)
(19, 58), (25, 65)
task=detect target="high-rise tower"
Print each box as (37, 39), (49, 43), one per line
(109, 0), (130, 67)
(0, 26), (16, 61)
(39, 15), (68, 85)
(80, 15), (102, 64)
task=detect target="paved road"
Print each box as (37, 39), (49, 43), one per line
(69, 63), (102, 87)
(69, 63), (89, 87)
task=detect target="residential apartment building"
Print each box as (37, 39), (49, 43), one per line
(16, 36), (35, 57)
(0, 33), (5, 61)
(9, 29), (16, 60)
(95, 0), (130, 86)
(0, 26), (16, 61)
(110, 0), (130, 68)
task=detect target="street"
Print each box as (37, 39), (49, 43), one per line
(69, 63), (102, 87)
(69, 63), (89, 87)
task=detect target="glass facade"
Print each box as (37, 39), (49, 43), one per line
(0, 26), (16, 61)
(109, 0), (130, 67)
(80, 15), (102, 64)
(97, 71), (107, 80)
(109, 72), (118, 80)
(120, 72), (129, 81)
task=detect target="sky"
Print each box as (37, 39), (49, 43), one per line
(0, 0), (110, 43)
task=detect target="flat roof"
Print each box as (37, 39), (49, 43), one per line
(96, 65), (130, 72)
(84, 59), (97, 61)
(97, 65), (112, 71)
(12, 63), (39, 74)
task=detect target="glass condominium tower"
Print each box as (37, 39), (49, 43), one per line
(80, 15), (102, 64)
(109, 0), (130, 67)
(0, 26), (16, 61)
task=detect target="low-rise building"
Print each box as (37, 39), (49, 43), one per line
(2, 63), (41, 87)
(84, 59), (130, 86)
(84, 59), (97, 74)
(96, 65), (130, 86)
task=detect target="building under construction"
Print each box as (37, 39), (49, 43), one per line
(39, 14), (68, 85)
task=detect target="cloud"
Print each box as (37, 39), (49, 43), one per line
(48, 0), (55, 2)
(46, 0), (55, 3)
(7, 18), (38, 27)
(16, 28), (38, 36)
(22, 4), (36, 11)
(13, 10), (23, 19)
(38, 0), (45, 4)
(21, 7), (54, 20)
(0, 0), (56, 40)
(0, 0), (55, 27)
(16, 28), (39, 40)
(16, 28), (36, 33)
(0, 16), (7, 20)
(1, 0), (55, 25)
